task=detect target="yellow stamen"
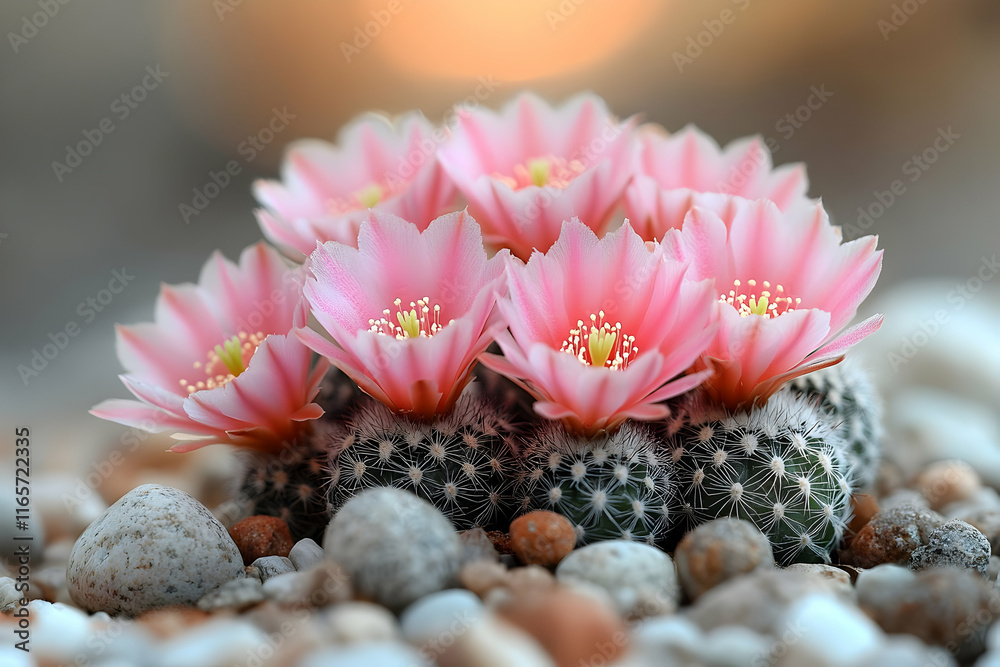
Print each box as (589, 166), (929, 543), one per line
(528, 158), (551, 187)
(560, 310), (636, 371)
(397, 307), (421, 339)
(370, 297), (451, 340)
(720, 278), (800, 319)
(356, 184), (383, 208)
(214, 335), (247, 377)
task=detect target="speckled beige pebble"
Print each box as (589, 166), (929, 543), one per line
(510, 511), (576, 568)
(67, 484), (244, 616)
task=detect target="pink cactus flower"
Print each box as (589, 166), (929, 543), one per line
(91, 243), (329, 452)
(625, 124), (811, 242)
(297, 209), (508, 417)
(662, 197), (883, 409)
(437, 92), (636, 261)
(254, 112), (456, 258)
(479, 219), (719, 435)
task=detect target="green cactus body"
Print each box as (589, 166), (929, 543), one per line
(665, 389), (853, 565)
(788, 361), (883, 492)
(330, 390), (519, 531)
(517, 422), (675, 546)
(236, 424), (337, 543)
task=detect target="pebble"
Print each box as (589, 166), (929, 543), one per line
(322, 602), (399, 645)
(0, 577), (21, 612)
(300, 643), (430, 667)
(506, 564), (556, 594)
(401, 589), (485, 650)
(779, 593), (883, 666)
(229, 515), (294, 565)
(252, 555), (295, 581)
(323, 488), (463, 610)
(988, 555), (1000, 582)
(460, 528), (501, 563)
(460, 560), (509, 599)
(509, 511), (576, 568)
(136, 607), (212, 639)
(261, 560), (352, 607)
(29, 600), (91, 663)
(288, 538), (325, 571)
(687, 569), (854, 636)
(672, 518), (774, 600)
(858, 565), (992, 663)
(849, 503), (944, 568)
(630, 615), (771, 666)
(913, 460), (982, 511)
(157, 618), (273, 667)
(847, 493), (880, 536)
(909, 519), (991, 574)
(879, 488), (930, 510)
(196, 577), (265, 612)
(954, 508), (1000, 554)
(556, 540), (679, 618)
(66, 484), (244, 615)
(498, 587), (626, 667)
(438, 614), (555, 667)
(487, 530), (514, 555)
(784, 563), (854, 596)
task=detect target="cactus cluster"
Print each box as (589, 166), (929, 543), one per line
(788, 360), (883, 492)
(664, 389), (854, 564)
(517, 422), (676, 546)
(329, 388), (520, 530)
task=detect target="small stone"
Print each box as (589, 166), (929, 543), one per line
(987, 555), (1000, 582)
(66, 484), (244, 616)
(505, 565), (556, 595)
(261, 560), (352, 608)
(955, 508), (1000, 555)
(324, 488), (462, 610)
(460, 528), (500, 563)
(0, 577), (21, 612)
(323, 602), (399, 645)
(859, 566), (993, 663)
(486, 530), (514, 555)
(913, 460), (982, 511)
(137, 607), (213, 639)
(879, 488), (930, 510)
(509, 511), (576, 568)
(288, 538), (325, 571)
(157, 618), (273, 667)
(556, 540), (678, 618)
(783, 563), (853, 596)
(196, 577), (265, 612)
(28, 600), (91, 663)
(688, 569), (854, 636)
(498, 588), (626, 667)
(229, 515), (295, 565)
(909, 519), (991, 575)
(849, 504), (944, 568)
(252, 555), (295, 581)
(301, 642), (430, 667)
(401, 589), (485, 650)
(780, 593), (883, 665)
(847, 493), (880, 537)
(460, 560), (509, 599)
(438, 614), (554, 667)
(673, 518), (774, 600)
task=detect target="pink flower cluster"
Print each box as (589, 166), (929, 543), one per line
(93, 92), (883, 448)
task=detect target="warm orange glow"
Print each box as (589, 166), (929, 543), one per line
(357, 0), (666, 81)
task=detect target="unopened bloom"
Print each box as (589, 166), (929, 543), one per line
(437, 92), (636, 260)
(480, 219), (719, 434)
(297, 210), (507, 416)
(662, 197), (883, 408)
(625, 125), (811, 241)
(255, 112), (456, 258)
(91, 243), (329, 452)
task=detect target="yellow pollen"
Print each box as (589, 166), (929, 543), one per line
(721, 278), (800, 319)
(356, 184), (382, 209)
(528, 158), (551, 187)
(180, 331), (266, 394)
(560, 311), (637, 370)
(495, 154), (588, 191)
(369, 297), (452, 340)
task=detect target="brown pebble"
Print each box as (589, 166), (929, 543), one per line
(499, 587), (627, 667)
(912, 460), (981, 511)
(487, 530), (515, 555)
(510, 511), (576, 568)
(230, 516), (295, 565)
(460, 559), (509, 598)
(849, 504), (943, 568)
(847, 494), (880, 537)
(136, 606), (212, 639)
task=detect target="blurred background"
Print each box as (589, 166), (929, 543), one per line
(2, 0), (1000, 538)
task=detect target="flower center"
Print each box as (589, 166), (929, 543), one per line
(495, 154), (587, 190)
(560, 311), (637, 370)
(368, 297), (453, 340)
(325, 181), (401, 216)
(355, 183), (383, 208)
(179, 331), (265, 393)
(721, 279), (801, 319)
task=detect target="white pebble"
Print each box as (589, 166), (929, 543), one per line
(289, 538), (325, 570)
(323, 602), (400, 645)
(400, 589), (484, 647)
(780, 593), (883, 666)
(299, 642), (430, 667)
(157, 619), (272, 667)
(252, 555), (295, 581)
